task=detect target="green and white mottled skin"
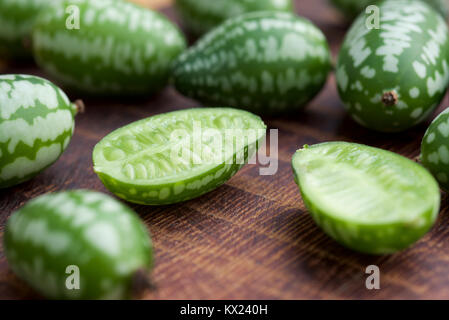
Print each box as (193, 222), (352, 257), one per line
(421, 108), (449, 191)
(32, 0), (186, 95)
(93, 108), (266, 205)
(174, 0), (294, 37)
(0, 0), (53, 59)
(336, 0), (449, 132)
(292, 142), (441, 255)
(3, 190), (153, 300)
(0, 74), (77, 189)
(173, 11), (332, 116)
(330, 0), (449, 20)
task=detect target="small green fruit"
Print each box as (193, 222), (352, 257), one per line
(173, 11), (332, 115)
(32, 0), (186, 95)
(292, 142), (441, 255)
(4, 190), (153, 300)
(336, 0), (449, 132)
(174, 0), (294, 36)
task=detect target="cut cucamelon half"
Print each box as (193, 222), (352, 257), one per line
(93, 108), (266, 205)
(292, 142), (441, 254)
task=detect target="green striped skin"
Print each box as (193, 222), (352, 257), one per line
(0, 74), (77, 189)
(421, 108), (449, 191)
(292, 142), (441, 255)
(174, 0), (294, 37)
(336, 0), (449, 132)
(32, 0), (186, 96)
(172, 12), (332, 116)
(3, 190), (153, 300)
(93, 108), (266, 205)
(330, 0), (449, 20)
(0, 0), (52, 59)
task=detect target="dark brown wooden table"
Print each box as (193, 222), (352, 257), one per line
(2, 0), (449, 300)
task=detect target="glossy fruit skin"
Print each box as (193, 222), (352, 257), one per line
(172, 11), (332, 116)
(93, 108), (266, 205)
(421, 108), (449, 191)
(0, 0), (52, 59)
(0, 74), (76, 189)
(32, 0), (186, 95)
(174, 0), (294, 36)
(292, 142), (441, 255)
(3, 190), (153, 299)
(330, 0), (448, 20)
(336, 0), (449, 132)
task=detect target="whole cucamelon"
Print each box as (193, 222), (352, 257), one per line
(3, 190), (153, 299)
(0, 0), (52, 59)
(421, 108), (449, 191)
(292, 142), (441, 255)
(0, 74), (78, 189)
(172, 11), (332, 115)
(32, 0), (186, 95)
(336, 0), (449, 132)
(174, 0), (294, 36)
(330, 0), (449, 20)
(93, 108), (266, 205)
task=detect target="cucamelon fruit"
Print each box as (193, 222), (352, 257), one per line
(336, 0), (449, 132)
(292, 142), (441, 255)
(0, 74), (79, 189)
(93, 108), (266, 205)
(32, 0), (186, 95)
(3, 190), (153, 299)
(0, 0), (52, 59)
(172, 11), (332, 116)
(174, 0), (294, 36)
(421, 108), (449, 191)
(330, 0), (448, 20)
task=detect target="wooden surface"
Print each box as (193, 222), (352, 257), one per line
(2, 0), (449, 300)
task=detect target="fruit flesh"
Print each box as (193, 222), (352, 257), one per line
(93, 108), (266, 205)
(292, 142), (440, 254)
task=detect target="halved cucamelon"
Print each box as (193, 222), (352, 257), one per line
(3, 190), (153, 300)
(0, 74), (79, 189)
(93, 108), (266, 205)
(174, 0), (294, 36)
(292, 142), (441, 254)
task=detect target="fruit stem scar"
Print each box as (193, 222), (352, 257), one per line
(132, 268), (156, 298)
(382, 91), (398, 107)
(74, 99), (85, 115)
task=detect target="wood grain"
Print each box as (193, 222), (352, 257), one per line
(2, 0), (449, 300)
